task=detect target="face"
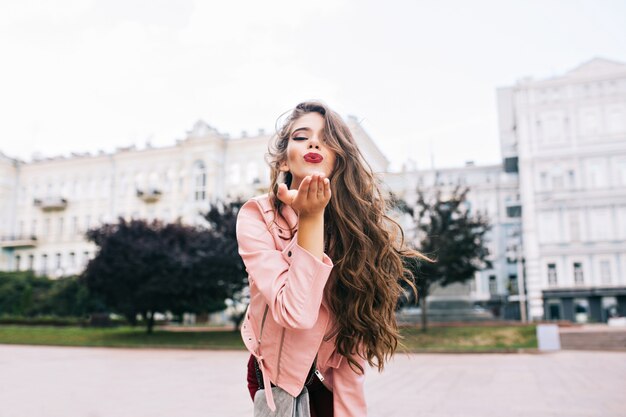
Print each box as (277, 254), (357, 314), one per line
(280, 112), (337, 190)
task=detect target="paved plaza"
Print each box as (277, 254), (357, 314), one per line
(0, 345), (624, 417)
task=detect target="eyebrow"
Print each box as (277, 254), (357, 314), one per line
(291, 127), (311, 136)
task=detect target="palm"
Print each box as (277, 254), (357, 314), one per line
(276, 173), (331, 217)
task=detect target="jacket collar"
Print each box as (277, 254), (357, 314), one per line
(255, 193), (298, 230)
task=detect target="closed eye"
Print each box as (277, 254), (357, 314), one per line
(293, 136), (307, 141)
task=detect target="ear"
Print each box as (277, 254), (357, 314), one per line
(279, 160), (289, 173)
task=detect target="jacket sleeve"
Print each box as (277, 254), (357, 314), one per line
(332, 354), (367, 417)
(236, 199), (334, 329)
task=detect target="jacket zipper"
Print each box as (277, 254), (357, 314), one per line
(314, 369), (325, 382)
(303, 357), (324, 386)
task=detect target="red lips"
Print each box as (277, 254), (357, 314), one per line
(304, 153), (323, 163)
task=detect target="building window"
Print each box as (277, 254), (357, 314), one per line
(581, 110), (600, 135)
(568, 170), (576, 189)
(508, 274), (518, 295)
(44, 218), (50, 236)
(618, 162), (626, 186)
(193, 160), (206, 201)
(229, 163), (241, 185)
(607, 105), (625, 134)
(586, 160), (606, 188)
(547, 300), (561, 320)
(540, 172), (548, 190)
(489, 275), (497, 294)
(547, 263), (557, 286)
(600, 261), (611, 285)
(55, 253), (62, 270)
(506, 205), (521, 218)
(569, 212), (580, 242)
(574, 298), (589, 323)
(573, 262), (584, 285)
(83, 251), (90, 266)
(31, 220), (37, 236)
(15, 255), (21, 271)
(119, 174), (128, 196)
(58, 218), (64, 236)
(28, 254), (34, 271)
(504, 157), (518, 173)
(72, 216), (79, 235)
(42, 254), (48, 275)
(69, 252), (76, 268)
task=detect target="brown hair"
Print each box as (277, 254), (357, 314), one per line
(267, 101), (430, 373)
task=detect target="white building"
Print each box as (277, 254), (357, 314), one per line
(497, 57), (626, 322)
(0, 116), (388, 278)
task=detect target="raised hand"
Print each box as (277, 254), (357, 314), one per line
(276, 173), (331, 218)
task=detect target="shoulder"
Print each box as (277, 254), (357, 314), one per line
(237, 194), (276, 235)
(240, 193), (273, 214)
(238, 193), (296, 234)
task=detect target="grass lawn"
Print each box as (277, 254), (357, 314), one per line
(0, 324), (537, 352)
(0, 325), (244, 350)
(399, 325), (537, 352)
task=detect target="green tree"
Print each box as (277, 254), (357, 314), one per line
(43, 276), (107, 317)
(0, 271), (104, 319)
(0, 271), (51, 316)
(395, 185), (491, 331)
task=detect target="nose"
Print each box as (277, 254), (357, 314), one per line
(308, 135), (321, 150)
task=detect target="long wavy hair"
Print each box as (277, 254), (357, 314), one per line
(267, 101), (431, 374)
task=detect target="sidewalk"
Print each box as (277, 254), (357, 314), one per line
(0, 345), (624, 417)
(558, 323), (626, 332)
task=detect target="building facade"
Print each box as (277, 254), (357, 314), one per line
(497, 58), (626, 322)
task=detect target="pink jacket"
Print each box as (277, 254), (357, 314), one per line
(237, 194), (367, 417)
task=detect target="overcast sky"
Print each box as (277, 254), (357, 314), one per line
(1, 0), (625, 171)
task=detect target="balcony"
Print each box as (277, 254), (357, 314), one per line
(0, 235), (37, 248)
(505, 203), (521, 218)
(33, 196), (68, 211)
(503, 156), (518, 173)
(136, 187), (162, 203)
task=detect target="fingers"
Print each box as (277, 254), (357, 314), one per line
(289, 173), (331, 216)
(308, 173), (319, 199)
(317, 175), (324, 199)
(323, 177), (331, 199)
(300, 175), (312, 200)
(302, 173), (325, 202)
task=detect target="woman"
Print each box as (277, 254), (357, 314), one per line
(237, 101), (429, 417)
